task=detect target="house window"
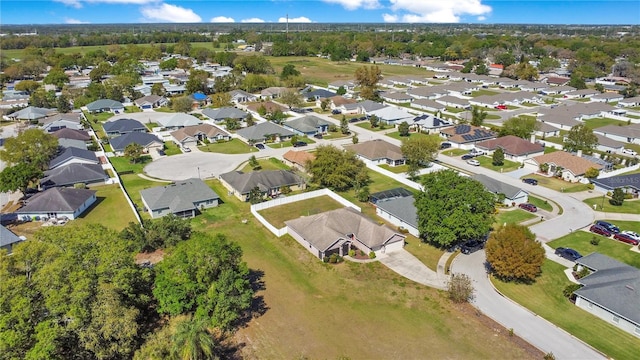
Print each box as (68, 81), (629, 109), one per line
(635, 326), (640, 336)
(587, 302), (593, 309)
(612, 315), (620, 324)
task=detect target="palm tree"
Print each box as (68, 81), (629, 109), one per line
(171, 318), (218, 360)
(470, 106), (487, 127)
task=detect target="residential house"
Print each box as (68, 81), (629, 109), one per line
(347, 139), (405, 167)
(246, 101), (287, 115)
(260, 87), (287, 99)
(109, 132), (163, 155)
(375, 195), (420, 237)
(170, 124), (231, 148)
(40, 115), (84, 133)
(475, 135), (544, 162)
(544, 76), (570, 86)
(564, 89), (600, 100)
(595, 134), (626, 154)
(283, 115), (332, 136)
(202, 107), (248, 122)
(591, 92), (624, 103)
(302, 88), (336, 101)
(52, 128), (91, 143)
(471, 174), (529, 207)
(488, 64), (504, 76)
(524, 151), (603, 183)
(236, 122), (295, 144)
(0, 225), (24, 255)
(327, 80), (355, 92)
(134, 95), (168, 110)
(219, 170), (305, 201)
(86, 99), (125, 114)
(593, 123), (640, 144)
(282, 150), (315, 171)
(409, 114), (453, 134)
(229, 89), (258, 103)
(440, 124), (497, 149)
(407, 86), (445, 100)
(8, 106), (56, 121)
(573, 253), (640, 338)
(381, 91), (414, 104)
(534, 121), (561, 138)
(519, 82), (548, 92)
(411, 99), (446, 113)
(368, 106), (414, 126)
(350, 100), (387, 115)
(16, 187), (97, 221)
(103, 119), (147, 137)
(140, 178), (220, 219)
(40, 163), (108, 189)
(539, 85), (576, 95)
(469, 91), (542, 108)
(286, 207), (406, 261)
(590, 173), (640, 197)
(324, 96), (357, 112)
(434, 95), (471, 109)
(49, 147), (99, 170)
(617, 96), (640, 108)
(157, 113), (202, 130)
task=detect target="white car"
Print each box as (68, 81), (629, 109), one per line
(621, 231), (640, 241)
(466, 159), (480, 166)
(469, 148), (486, 156)
(622, 148), (637, 156)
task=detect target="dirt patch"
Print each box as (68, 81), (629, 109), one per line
(135, 249), (165, 265)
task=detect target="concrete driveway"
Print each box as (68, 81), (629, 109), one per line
(378, 250), (448, 290)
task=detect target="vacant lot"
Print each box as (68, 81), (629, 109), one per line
(258, 196), (345, 228)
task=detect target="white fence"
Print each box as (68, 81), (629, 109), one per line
(597, 164), (640, 179)
(250, 188), (361, 237)
(360, 159), (424, 191)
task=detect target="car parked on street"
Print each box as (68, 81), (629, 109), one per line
(495, 104), (508, 110)
(590, 224), (612, 237)
(466, 159), (480, 166)
(461, 154), (475, 160)
(293, 141), (308, 147)
(594, 220), (620, 234)
(554, 247), (582, 261)
(518, 203), (537, 212)
(522, 178), (538, 185)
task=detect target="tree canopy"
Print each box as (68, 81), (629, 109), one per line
(485, 224), (545, 283)
(400, 135), (440, 179)
(0, 128), (58, 170)
(470, 106), (487, 127)
(354, 65), (382, 101)
(564, 123), (598, 153)
(306, 145), (369, 192)
(415, 170), (495, 247)
(499, 116), (539, 139)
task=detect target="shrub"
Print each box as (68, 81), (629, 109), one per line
(323, 256), (330, 263)
(609, 188), (625, 206)
(368, 251), (376, 259)
(563, 283), (582, 298)
(590, 236), (600, 246)
(447, 273), (475, 303)
(348, 249), (355, 257)
(397, 226), (409, 234)
(575, 267), (590, 279)
(544, 353), (556, 360)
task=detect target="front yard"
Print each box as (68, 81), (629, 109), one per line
(199, 139), (258, 154)
(494, 209), (538, 227)
(583, 117), (628, 129)
(475, 156), (521, 173)
(584, 196), (640, 214)
(239, 157), (291, 173)
(521, 174), (592, 193)
(548, 227), (640, 268)
(355, 122), (387, 132)
(385, 131), (433, 142)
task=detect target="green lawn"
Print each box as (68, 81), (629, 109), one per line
(543, 146), (558, 154)
(378, 164), (409, 174)
(2, 42), (222, 59)
(494, 209), (537, 227)
(198, 139), (258, 154)
(442, 148), (468, 157)
(153, 106), (174, 113)
(109, 156), (152, 174)
(355, 122), (386, 132)
(258, 196), (344, 228)
(321, 132), (352, 140)
(475, 156), (522, 172)
(240, 157), (290, 173)
(163, 141), (182, 156)
(470, 89), (499, 97)
(403, 236), (444, 272)
(548, 230), (640, 268)
(522, 174), (592, 193)
(267, 137), (316, 149)
(72, 184), (137, 230)
(125, 106), (142, 113)
(117, 173), (163, 221)
(385, 131), (432, 141)
(85, 111), (114, 123)
(583, 117), (627, 130)
(446, 106), (466, 113)
(492, 260), (640, 360)
(485, 114), (502, 120)
(528, 195), (554, 212)
(584, 196), (640, 214)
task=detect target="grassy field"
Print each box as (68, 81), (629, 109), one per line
(378, 164), (409, 174)
(548, 229), (640, 268)
(528, 195), (554, 212)
(475, 156), (522, 173)
(385, 130), (432, 141)
(239, 157), (290, 173)
(403, 236), (444, 272)
(584, 196), (640, 214)
(492, 260), (640, 360)
(494, 209), (537, 227)
(583, 117), (627, 130)
(522, 174), (592, 193)
(187, 180), (534, 359)
(74, 184), (138, 230)
(258, 196), (345, 228)
(198, 139), (258, 154)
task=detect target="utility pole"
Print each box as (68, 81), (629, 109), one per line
(286, 14), (289, 40)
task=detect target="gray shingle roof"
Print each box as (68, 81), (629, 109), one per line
(52, 128), (91, 141)
(471, 174), (527, 200)
(157, 113), (202, 128)
(347, 139), (404, 161)
(103, 119), (147, 134)
(16, 187), (96, 213)
(284, 115), (331, 133)
(202, 107), (248, 121)
(236, 122), (294, 142)
(49, 147), (98, 169)
(376, 196), (419, 229)
(140, 178), (219, 213)
(590, 173), (640, 191)
(8, 106), (56, 120)
(0, 225), (22, 248)
(86, 99), (124, 112)
(41, 163), (108, 188)
(219, 170), (303, 194)
(110, 132), (162, 152)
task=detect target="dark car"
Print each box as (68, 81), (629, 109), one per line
(522, 178), (538, 185)
(293, 141), (307, 147)
(331, 109), (342, 114)
(613, 233), (640, 246)
(518, 203), (537, 212)
(460, 239), (486, 254)
(461, 154), (475, 160)
(590, 224), (612, 237)
(255, 143), (266, 150)
(349, 117), (360, 123)
(440, 142), (452, 150)
(594, 220), (620, 234)
(313, 133), (323, 139)
(554, 247), (582, 261)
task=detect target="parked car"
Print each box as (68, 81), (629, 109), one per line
(621, 148), (637, 156)
(466, 159), (480, 166)
(156, 148), (165, 156)
(293, 141), (307, 147)
(460, 239), (486, 254)
(518, 203), (537, 212)
(469, 148), (486, 156)
(594, 220), (620, 234)
(621, 230), (640, 241)
(348, 117), (360, 123)
(331, 109), (342, 114)
(182, 146), (191, 153)
(255, 143), (266, 150)
(522, 178), (538, 185)
(590, 224), (612, 237)
(440, 142), (452, 150)
(313, 133), (323, 139)
(495, 104), (508, 110)
(613, 232), (640, 245)
(461, 154), (475, 160)
(554, 247), (582, 261)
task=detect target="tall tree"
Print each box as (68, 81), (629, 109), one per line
(354, 65), (382, 101)
(171, 318), (217, 360)
(340, 115), (350, 134)
(306, 145), (369, 191)
(211, 92), (232, 108)
(485, 224), (545, 283)
(564, 124), (598, 154)
(172, 96), (194, 113)
(0, 162), (42, 194)
(186, 69), (209, 95)
(492, 147), (505, 166)
(120, 215), (192, 252)
(280, 64), (300, 80)
(415, 170), (495, 247)
(278, 89), (302, 109)
(500, 116), (539, 139)
(401, 135), (440, 179)
(43, 67), (69, 89)
(470, 106), (487, 127)
(124, 143), (144, 164)
(151, 83), (166, 96)
(0, 128), (58, 170)
(398, 121), (410, 137)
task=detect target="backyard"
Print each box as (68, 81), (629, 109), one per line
(257, 195), (345, 228)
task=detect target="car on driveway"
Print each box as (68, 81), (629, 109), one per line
(331, 109), (342, 114)
(621, 230), (640, 241)
(495, 104), (508, 110)
(518, 203), (537, 212)
(313, 133), (323, 139)
(440, 142), (452, 149)
(293, 141), (307, 147)
(466, 159), (480, 166)
(182, 146), (191, 153)
(255, 143), (266, 150)
(460, 239), (486, 254)
(461, 154), (475, 160)
(621, 148), (637, 156)
(590, 224), (612, 237)
(613, 233), (640, 245)
(522, 178), (538, 185)
(469, 148), (486, 156)
(554, 247), (582, 261)
(594, 220), (620, 234)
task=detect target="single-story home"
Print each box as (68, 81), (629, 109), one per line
(286, 207), (406, 261)
(229, 89), (258, 103)
(103, 119), (147, 137)
(283, 115), (332, 136)
(109, 132), (163, 155)
(534, 121), (561, 138)
(573, 253), (640, 338)
(593, 123), (640, 145)
(282, 150), (315, 172)
(595, 134), (626, 154)
(246, 101), (288, 115)
(16, 187), (97, 221)
(368, 106), (414, 126)
(157, 113), (202, 130)
(7, 106), (56, 121)
(260, 87), (287, 99)
(471, 174), (529, 207)
(52, 128), (92, 143)
(0, 225), (24, 255)
(236, 122), (295, 144)
(41, 119), (84, 133)
(591, 92), (624, 103)
(134, 95), (168, 110)
(411, 98), (446, 113)
(590, 173), (640, 197)
(375, 195), (420, 237)
(49, 147), (99, 170)
(369, 187), (414, 205)
(346, 139), (405, 167)
(170, 124), (231, 147)
(539, 85), (576, 95)
(440, 124), (497, 149)
(140, 178), (220, 219)
(302, 88), (336, 101)
(434, 95), (471, 109)
(409, 114), (453, 134)
(617, 96), (640, 108)
(564, 89), (599, 100)
(327, 80), (355, 92)
(475, 135), (545, 162)
(524, 151), (603, 183)
(219, 170), (305, 202)
(381, 92), (414, 104)
(86, 99), (125, 114)
(40, 163), (108, 189)
(202, 107), (248, 122)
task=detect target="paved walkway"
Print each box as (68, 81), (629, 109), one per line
(377, 250), (449, 290)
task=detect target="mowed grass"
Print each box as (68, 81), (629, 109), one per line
(189, 180), (533, 359)
(583, 117), (628, 130)
(494, 209), (537, 227)
(258, 196), (345, 228)
(117, 173), (161, 221)
(199, 139), (258, 154)
(239, 157), (290, 173)
(442, 148), (468, 157)
(73, 184), (138, 230)
(492, 260), (640, 360)
(528, 195), (554, 212)
(109, 156), (152, 174)
(403, 236), (444, 272)
(378, 163), (409, 173)
(355, 122), (386, 131)
(522, 174), (592, 193)
(385, 130), (432, 141)
(584, 196), (640, 214)
(548, 229), (640, 268)
(2, 42), (221, 59)
(475, 156), (522, 172)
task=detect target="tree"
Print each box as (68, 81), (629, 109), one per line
(584, 167), (600, 179)
(357, 186), (370, 202)
(120, 215), (192, 252)
(171, 318), (218, 360)
(354, 65), (382, 101)
(415, 170), (495, 247)
(352, 134), (359, 144)
(245, 113), (255, 127)
(248, 155), (260, 170)
(172, 96), (193, 113)
(186, 69), (209, 95)
(398, 121), (410, 137)
(470, 106), (487, 127)
(211, 92), (232, 108)
(0, 128), (58, 170)
(124, 143), (144, 164)
(336, 86), (346, 96)
(594, 83), (605, 93)
(43, 68), (69, 89)
(90, 62), (111, 82)
(247, 186), (264, 204)
(56, 94), (71, 113)
(0, 162), (43, 194)
(609, 188), (625, 206)
(537, 57), (560, 73)
(401, 135), (440, 179)
(492, 147), (505, 166)
(233, 55), (273, 74)
(369, 114), (379, 128)
(474, 63), (489, 75)
(306, 145), (369, 191)
(499, 116), (539, 139)
(513, 62), (538, 81)
(568, 75), (587, 90)
(225, 118), (240, 130)
(280, 64), (300, 80)
(448, 274), (475, 303)
(279, 89), (302, 109)
(320, 99), (330, 111)
(14, 80), (41, 94)
(340, 115), (350, 134)
(485, 224), (545, 283)
(564, 124), (598, 154)
(160, 58), (178, 70)
(151, 83), (166, 96)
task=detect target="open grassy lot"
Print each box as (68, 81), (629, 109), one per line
(584, 196), (640, 214)
(240, 157), (290, 173)
(403, 236), (444, 272)
(548, 229), (640, 268)
(494, 209), (537, 227)
(258, 196), (345, 228)
(528, 195), (554, 212)
(492, 260), (640, 360)
(583, 117), (627, 129)
(73, 184), (138, 230)
(355, 122), (386, 131)
(109, 155), (152, 174)
(522, 174), (592, 193)
(188, 180), (534, 359)
(199, 139), (258, 154)
(475, 155), (522, 172)
(385, 130), (432, 141)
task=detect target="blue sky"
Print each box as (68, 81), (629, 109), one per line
(1, 1), (638, 25)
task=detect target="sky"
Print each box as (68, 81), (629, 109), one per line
(0, 0), (638, 25)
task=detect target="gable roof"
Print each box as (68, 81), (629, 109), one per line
(219, 170), (303, 194)
(412, 98), (446, 110)
(157, 113), (202, 128)
(134, 94), (165, 106)
(110, 132), (162, 152)
(441, 124), (496, 144)
(103, 118), (147, 134)
(140, 178), (219, 213)
(8, 106), (56, 120)
(475, 135), (544, 156)
(0, 225), (22, 248)
(282, 150), (315, 167)
(284, 115), (332, 133)
(471, 174), (527, 200)
(236, 122), (294, 141)
(49, 147), (99, 169)
(41, 163), (108, 187)
(531, 151), (603, 176)
(202, 107), (248, 121)
(86, 99), (124, 111)
(594, 123), (640, 139)
(347, 139), (404, 161)
(376, 196), (418, 229)
(246, 101), (287, 114)
(590, 173), (640, 191)
(369, 106), (413, 122)
(52, 128), (91, 141)
(304, 89), (336, 99)
(16, 187), (96, 213)
(370, 187), (414, 203)
(170, 123), (230, 142)
(411, 114), (452, 128)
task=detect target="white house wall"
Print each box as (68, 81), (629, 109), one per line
(576, 296), (640, 338)
(376, 207), (420, 237)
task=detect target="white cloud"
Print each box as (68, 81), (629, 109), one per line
(54, 0), (82, 7)
(389, 0), (491, 23)
(477, 16), (486, 21)
(141, 3), (202, 23)
(211, 16), (235, 23)
(321, 0), (380, 10)
(382, 13), (399, 23)
(55, 0), (155, 7)
(65, 17), (90, 24)
(241, 18), (265, 23)
(278, 16), (312, 23)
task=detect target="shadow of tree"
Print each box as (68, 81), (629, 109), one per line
(236, 268), (268, 329)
